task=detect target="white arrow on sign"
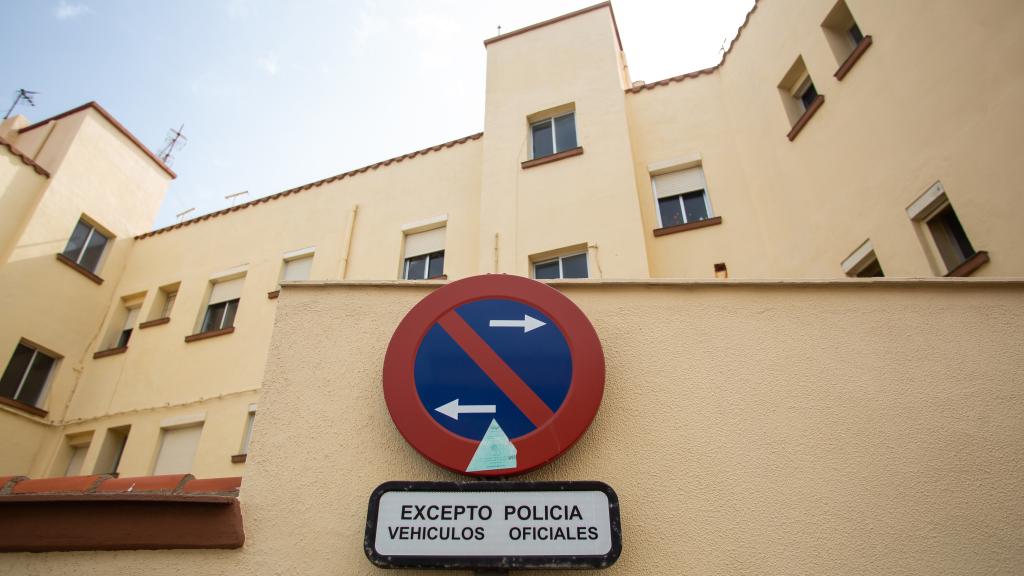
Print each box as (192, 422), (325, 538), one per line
(488, 314), (546, 333)
(435, 399), (497, 421)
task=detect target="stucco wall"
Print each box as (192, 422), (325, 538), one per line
(8, 279), (1020, 574)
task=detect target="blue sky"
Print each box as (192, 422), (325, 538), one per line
(2, 1), (753, 229)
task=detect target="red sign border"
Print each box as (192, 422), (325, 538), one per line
(382, 274), (605, 477)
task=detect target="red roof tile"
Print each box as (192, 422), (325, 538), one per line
(135, 131), (483, 240)
(181, 476), (242, 494)
(96, 474), (192, 493)
(11, 475), (109, 494)
(0, 135), (50, 178)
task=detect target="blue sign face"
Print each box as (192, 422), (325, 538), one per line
(414, 298), (572, 441)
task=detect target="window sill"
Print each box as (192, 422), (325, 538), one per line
(0, 395), (48, 418)
(267, 290), (280, 300)
(93, 346), (127, 359)
(138, 317), (170, 329)
(521, 146), (584, 169)
(653, 216), (723, 237)
(184, 326), (235, 343)
(55, 253), (104, 285)
(944, 250), (990, 277)
(231, 453), (247, 464)
(787, 94), (825, 141)
(834, 35), (873, 81)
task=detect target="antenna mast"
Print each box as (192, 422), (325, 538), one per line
(175, 208), (195, 223)
(4, 89), (38, 120)
(157, 124), (187, 165)
(225, 191), (249, 207)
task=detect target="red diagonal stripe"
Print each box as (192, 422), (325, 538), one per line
(437, 309), (555, 427)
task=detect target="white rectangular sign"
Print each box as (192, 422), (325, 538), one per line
(364, 482), (621, 569)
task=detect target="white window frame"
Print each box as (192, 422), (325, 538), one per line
(532, 251), (589, 280)
(530, 111), (576, 159)
(651, 166), (714, 229)
(403, 251), (445, 280)
(62, 218), (111, 272)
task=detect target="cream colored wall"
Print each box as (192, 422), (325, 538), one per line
(480, 6), (649, 279)
(628, 0), (1024, 278)
(0, 108), (171, 476)
(8, 279), (1021, 574)
(0, 148), (48, 265)
(44, 138), (482, 478)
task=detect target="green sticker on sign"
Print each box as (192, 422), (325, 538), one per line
(466, 419), (517, 472)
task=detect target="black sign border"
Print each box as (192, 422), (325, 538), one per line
(364, 480), (622, 570)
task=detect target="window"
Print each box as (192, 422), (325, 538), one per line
(822, 0), (871, 78)
(201, 276), (243, 333)
(280, 252), (314, 285)
(927, 205), (976, 272)
(906, 181), (987, 276)
(652, 166), (714, 228)
(797, 77), (818, 112)
(842, 240), (885, 277)
(240, 405), (257, 455)
(93, 426), (129, 475)
(61, 218), (110, 274)
(162, 291), (177, 317)
(64, 435), (91, 477)
(0, 341), (57, 408)
(530, 112), (577, 159)
(115, 306), (140, 348)
(534, 252), (588, 280)
(403, 227), (446, 280)
(778, 56), (823, 140)
(152, 424), (203, 475)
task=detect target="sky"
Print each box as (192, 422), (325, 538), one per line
(2, 0), (754, 229)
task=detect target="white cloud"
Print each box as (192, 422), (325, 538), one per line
(256, 54), (280, 76)
(54, 1), (90, 20)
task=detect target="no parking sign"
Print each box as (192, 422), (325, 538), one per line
(382, 274), (605, 476)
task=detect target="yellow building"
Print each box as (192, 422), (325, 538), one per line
(0, 1), (1022, 573)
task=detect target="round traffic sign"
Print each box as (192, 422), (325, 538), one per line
(383, 274), (605, 476)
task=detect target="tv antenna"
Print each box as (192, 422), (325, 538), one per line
(225, 191), (249, 207)
(157, 124), (187, 165)
(496, 25), (502, 36)
(719, 36), (729, 55)
(4, 89), (38, 120)
(175, 208), (195, 222)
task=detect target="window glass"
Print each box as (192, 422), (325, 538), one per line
(241, 411), (256, 454)
(855, 259), (884, 278)
(161, 292), (177, 318)
(534, 260), (560, 280)
(849, 22), (864, 45)
(928, 205), (975, 269)
(561, 253), (588, 279)
(554, 113), (577, 152)
(427, 251), (445, 279)
(79, 231), (108, 272)
(800, 82), (819, 110)
(203, 302), (227, 332)
(532, 121), (554, 158)
(658, 197), (685, 227)
(62, 220), (91, 260)
(0, 344), (35, 400)
(682, 191), (710, 223)
(20, 351), (54, 406)
(405, 255), (426, 280)
(65, 445), (89, 477)
(222, 299), (239, 329)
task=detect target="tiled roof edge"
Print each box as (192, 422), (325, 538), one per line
(625, 0), (760, 94)
(18, 101), (176, 179)
(0, 135), (50, 178)
(135, 131), (484, 240)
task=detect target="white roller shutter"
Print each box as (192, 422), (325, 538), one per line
(209, 277), (244, 304)
(404, 227), (446, 258)
(153, 425), (203, 475)
(282, 256), (313, 282)
(652, 167), (706, 199)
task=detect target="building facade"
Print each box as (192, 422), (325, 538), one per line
(0, 2), (1022, 571)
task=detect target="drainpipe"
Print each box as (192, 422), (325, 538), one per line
(339, 204), (359, 279)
